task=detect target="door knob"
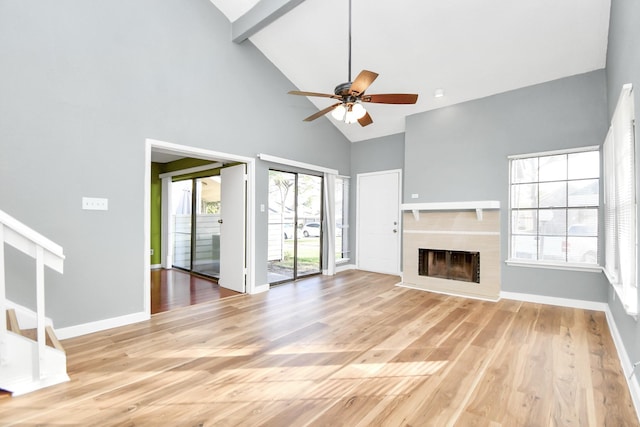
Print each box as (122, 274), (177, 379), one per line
(393, 229), (397, 233)
(218, 219), (223, 224)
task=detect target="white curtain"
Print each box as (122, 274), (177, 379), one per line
(323, 173), (336, 275)
(603, 84), (637, 314)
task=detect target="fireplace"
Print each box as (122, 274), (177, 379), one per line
(419, 249), (480, 283)
(400, 202), (500, 300)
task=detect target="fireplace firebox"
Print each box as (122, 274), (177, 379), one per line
(418, 249), (480, 283)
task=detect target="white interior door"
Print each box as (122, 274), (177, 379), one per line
(357, 170), (401, 275)
(219, 164), (246, 293)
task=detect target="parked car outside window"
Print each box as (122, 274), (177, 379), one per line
(302, 222), (321, 237)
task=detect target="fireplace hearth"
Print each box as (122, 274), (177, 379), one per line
(419, 249), (480, 283)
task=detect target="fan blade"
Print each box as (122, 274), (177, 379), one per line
(349, 70), (378, 96)
(362, 93), (419, 104)
(289, 90), (341, 99)
(303, 103), (342, 122)
(358, 112), (373, 127)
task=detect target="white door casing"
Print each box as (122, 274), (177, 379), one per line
(146, 138), (257, 322)
(356, 170), (402, 275)
(219, 163), (247, 293)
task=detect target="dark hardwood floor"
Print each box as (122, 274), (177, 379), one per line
(150, 268), (240, 314)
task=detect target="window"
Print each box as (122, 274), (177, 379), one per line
(335, 176), (350, 262)
(603, 84), (637, 315)
(508, 147), (600, 269)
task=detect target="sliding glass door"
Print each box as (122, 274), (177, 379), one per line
(296, 174), (323, 277)
(192, 176), (221, 277)
(268, 171), (295, 283)
(171, 175), (221, 279)
(268, 170), (322, 284)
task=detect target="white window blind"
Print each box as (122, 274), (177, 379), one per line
(603, 84), (637, 315)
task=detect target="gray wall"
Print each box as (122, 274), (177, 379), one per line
(404, 70), (609, 302)
(0, 0), (350, 327)
(351, 133), (405, 175)
(349, 133), (405, 264)
(605, 0), (640, 379)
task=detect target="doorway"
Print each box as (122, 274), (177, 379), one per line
(144, 139), (256, 317)
(267, 170), (323, 284)
(356, 169), (402, 275)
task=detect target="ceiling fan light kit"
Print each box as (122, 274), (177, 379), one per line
(288, 0), (418, 127)
(351, 102), (366, 119)
(331, 104), (347, 120)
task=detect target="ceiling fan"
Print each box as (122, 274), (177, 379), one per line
(288, 0), (419, 127)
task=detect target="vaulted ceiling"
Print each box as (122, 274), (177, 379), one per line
(210, 0), (611, 142)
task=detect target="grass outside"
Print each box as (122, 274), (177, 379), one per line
(268, 235), (344, 278)
(269, 237), (320, 271)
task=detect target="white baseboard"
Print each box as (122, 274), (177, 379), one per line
(55, 311), (149, 340)
(150, 264), (162, 270)
(335, 263), (356, 273)
(8, 373), (71, 397)
(604, 306), (640, 421)
(251, 283), (269, 294)
(323, 264), (356, 275)
(500, 291), (608, 312)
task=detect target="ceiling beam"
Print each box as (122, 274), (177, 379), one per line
(232, 0), (306, 44)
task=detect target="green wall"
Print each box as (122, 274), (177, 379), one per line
(150, 162), (163, 266)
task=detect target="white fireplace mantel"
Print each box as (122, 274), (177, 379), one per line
(401, 200), (500, 221)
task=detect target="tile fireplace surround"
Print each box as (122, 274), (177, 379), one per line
(400, 201), (501, 301)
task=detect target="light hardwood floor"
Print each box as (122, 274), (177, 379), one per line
(1, 270), (637, 426)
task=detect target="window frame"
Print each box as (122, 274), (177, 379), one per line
(506, 145), (602, 273)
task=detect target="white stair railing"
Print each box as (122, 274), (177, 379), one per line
(0, 208), (66, 394)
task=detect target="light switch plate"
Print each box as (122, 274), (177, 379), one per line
(82, 197), (108, 211)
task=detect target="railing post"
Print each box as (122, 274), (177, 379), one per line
(33, 245), (45, 381)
